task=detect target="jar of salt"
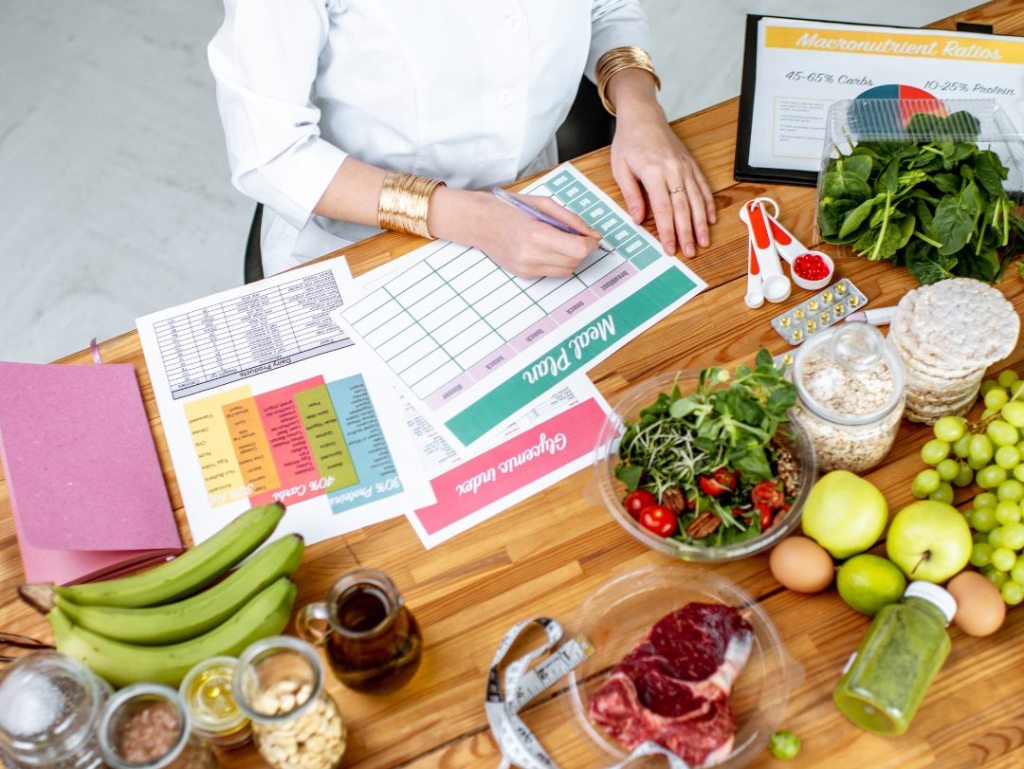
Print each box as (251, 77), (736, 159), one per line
(790, 323), (905, 473)
(0, 652), (111, 769)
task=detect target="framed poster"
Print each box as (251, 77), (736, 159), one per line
(735, 16), (1024, 185)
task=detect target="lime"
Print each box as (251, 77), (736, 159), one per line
(836, 554), (907, 616)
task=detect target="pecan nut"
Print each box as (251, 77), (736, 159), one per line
(686, 511), (720, 539)
(661, 487), (686, 514)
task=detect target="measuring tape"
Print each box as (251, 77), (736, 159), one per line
(485, 617), (691, 769)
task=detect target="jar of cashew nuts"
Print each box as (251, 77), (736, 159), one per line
(233, 637), (346, 769)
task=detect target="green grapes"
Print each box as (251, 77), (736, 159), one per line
(953, 435), (971, 459)
(910, 368), (1024, 607)
(984, 567), (1009, 589)
(969, 434), (995, 466)
(953, 463), (974, 488)
(933, 416), (967, 443)
(977, 465), (1008, 489)
(998, 479), (1024, 502)
(1000, 522), (1024, 551)
(970, 542), (993, 568)
(998, 369), (1020, 389)
(971, 506), (998, 533)
(995, 445), (1021, 469)
(975, 492), (999, 510)
(920, 439), (951, 465)
(991, 547), (1017, 572)
(985, 388), (1010, 410)
(911, 469), (941, 498)
(936, 459), (960, 481)
(1001, 581), (1024, 606)
(1002, 401), (1024, 428)
(929, 483), (954, 505)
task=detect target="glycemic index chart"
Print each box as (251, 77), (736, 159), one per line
(341, 163), (706, 447)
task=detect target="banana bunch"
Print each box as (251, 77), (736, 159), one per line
(21, 503), (304, 688)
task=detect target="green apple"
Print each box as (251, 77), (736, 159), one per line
(801, 470), (888, 559)
(886, 500), (972, 583)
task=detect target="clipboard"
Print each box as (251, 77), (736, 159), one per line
(734, 15), (1012, 187)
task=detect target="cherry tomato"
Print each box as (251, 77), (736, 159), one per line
(751, 480), (785, 510)
(713, 467), (738, 491)
(757, 502), (773, 530)
(623, 490), (657, 520)
(699, 468), (738, 497)
(639, 504), (677, 537)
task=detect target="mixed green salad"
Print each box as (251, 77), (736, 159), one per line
(615, 350), (800, 547)
(818, 110), (1024, 285)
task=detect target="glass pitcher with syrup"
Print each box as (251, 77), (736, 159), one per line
(297, 568), (422, 694)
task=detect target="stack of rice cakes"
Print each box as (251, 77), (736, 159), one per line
(889, 278), (1019, 424)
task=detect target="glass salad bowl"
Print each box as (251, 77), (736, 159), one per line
(593, 368), (817, 562)
(565, 565), (800, 769)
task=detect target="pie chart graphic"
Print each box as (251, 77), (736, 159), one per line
(856, 83), (945, 124)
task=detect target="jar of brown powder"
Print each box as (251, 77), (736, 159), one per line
(99, 684), (219, 769)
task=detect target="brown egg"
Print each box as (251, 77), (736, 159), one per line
(769, 536), (835, 593)
(947, 571), (1006, 637)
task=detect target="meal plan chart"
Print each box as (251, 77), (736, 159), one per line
(137, 261), (433, 546)
(339, 164), (706, 447)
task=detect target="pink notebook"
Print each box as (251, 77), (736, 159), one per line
(0, 361), (182, 585)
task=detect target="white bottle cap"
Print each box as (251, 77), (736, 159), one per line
(904, 581), (957, 625)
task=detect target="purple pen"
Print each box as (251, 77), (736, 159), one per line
(491, 187), (613, 254)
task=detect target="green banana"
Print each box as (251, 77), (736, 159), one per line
(55, 534), (304, 645)
(49, 576), (297, 688)
(54, 502), (285, 607)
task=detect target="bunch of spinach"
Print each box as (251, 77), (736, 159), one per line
(818, 110), (1024, 285)
(614, 350), (796, 545)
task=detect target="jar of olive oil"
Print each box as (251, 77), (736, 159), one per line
(180, 657), (251, 750)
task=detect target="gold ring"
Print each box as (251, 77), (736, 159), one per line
(669, 185), (685, 194)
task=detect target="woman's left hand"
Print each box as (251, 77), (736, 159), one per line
(609, 75), (717, 257)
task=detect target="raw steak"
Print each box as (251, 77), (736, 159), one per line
(588, 602), (753, 767)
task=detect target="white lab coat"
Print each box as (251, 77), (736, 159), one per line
(209, 0), (652, 276)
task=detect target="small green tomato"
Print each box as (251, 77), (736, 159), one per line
(768, 729), (801, 760)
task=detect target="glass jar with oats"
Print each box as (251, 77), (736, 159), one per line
(790, 323), (905, 473)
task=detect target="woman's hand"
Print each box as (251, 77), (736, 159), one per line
(428, 188), (600, 278)
(606, 69), (717, 257)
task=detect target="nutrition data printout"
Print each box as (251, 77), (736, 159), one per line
(746, 17), (1024, 173)
(336, 163), (706, 449)
(136, 261), (434, 546)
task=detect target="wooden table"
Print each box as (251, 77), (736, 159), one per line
(4, 2), (1024, 767)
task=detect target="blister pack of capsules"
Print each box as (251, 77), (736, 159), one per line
(770, 278), (869, 345)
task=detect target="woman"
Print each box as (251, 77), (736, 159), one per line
(209, 1), (716, 278)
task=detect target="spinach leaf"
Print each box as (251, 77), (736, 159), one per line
(932, 173), (960, 195)
(733, 447), (773, 482)
(615, 463), (643, 492)
(934, 183), (981, 256)
(905, 240), (956, 284)
(974, 150), (1008, 198)
(844, 154), (873, 181)
(838, 196), (879, 239)
(823, 165), (871, 201)
(958, 245), (1001, 283)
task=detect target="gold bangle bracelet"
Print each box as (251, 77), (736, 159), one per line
(377, 171), (446, 239)
(595, 46), (661, 116)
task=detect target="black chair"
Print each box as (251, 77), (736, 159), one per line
(243, 77), (613, 284)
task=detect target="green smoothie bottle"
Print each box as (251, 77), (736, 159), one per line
(833, 581), (957, 736)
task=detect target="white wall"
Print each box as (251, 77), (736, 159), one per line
(643, 0), (977, 120)
(0, 1), (976, 363)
